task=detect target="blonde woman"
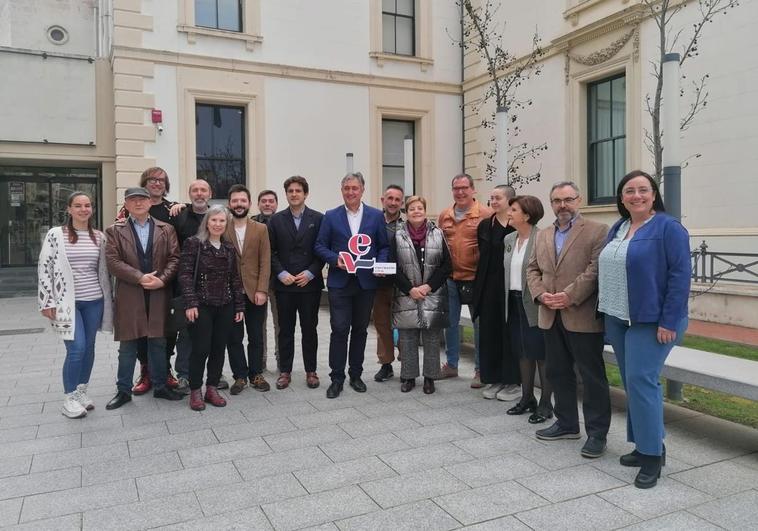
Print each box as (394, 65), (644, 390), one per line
(178, 204), (244, 410)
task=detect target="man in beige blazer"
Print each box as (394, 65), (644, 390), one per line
(226, 184), (272, 394)
(526, 181), (610, 458)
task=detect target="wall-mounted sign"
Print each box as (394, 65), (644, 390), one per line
(9, 182), (24, 207)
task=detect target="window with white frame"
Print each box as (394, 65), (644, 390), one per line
(195, 103), (246, 199)
(587, 74), (626, 204)
(382, 0), (415, 55)
(195, 0), (242, 32)
(382, 119), (415, 194)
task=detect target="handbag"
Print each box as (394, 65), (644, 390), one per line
(168, 246), (200, 334)
(456, 280), (474, 305)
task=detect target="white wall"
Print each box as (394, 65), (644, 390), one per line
(264, 77), (371, 213)
(144, 64), (181, 201)
(142, 0), (461, 85)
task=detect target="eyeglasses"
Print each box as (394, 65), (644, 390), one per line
(452, 186), (471, 192)
(622, 187), (652, 197)
(550, 196), (578, 206)
(146, 178), (166, 185)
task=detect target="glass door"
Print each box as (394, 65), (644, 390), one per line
(0, 167), (100, 267)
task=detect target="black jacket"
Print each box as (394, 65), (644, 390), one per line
(269, 206), (325, 293)
(471, 214), (515, 320)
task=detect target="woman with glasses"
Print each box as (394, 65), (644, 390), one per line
(598, 170), (690, 489)
(38, 191), (112, 418)
(179, 204), (245, 410)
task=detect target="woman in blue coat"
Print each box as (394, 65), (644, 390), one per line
(598, 170), (690, 489)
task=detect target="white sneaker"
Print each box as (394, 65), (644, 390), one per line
(482, 383), (505, 399)
(496, 384), (522, 402)
(61, 393), (87, 419)
(75, 384), (95, 410)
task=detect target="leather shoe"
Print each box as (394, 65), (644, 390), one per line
(153, 387), (183, 401)
(535, 421), (581, 441)
(349, 377), (367, 393)
(423, 377), (435, 394)
(306, 372), (320, 389)
(374, 364), (394, 382)
(507, 398), (538, 416)
(105, 391), (132, 410)
(276, 372), (291, 390)
(326, 381), (343, 399)
(400, 378), (415, 392)
(580, 436), (607, 458)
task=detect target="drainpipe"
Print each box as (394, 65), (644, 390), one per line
(460, 0), (465, 174)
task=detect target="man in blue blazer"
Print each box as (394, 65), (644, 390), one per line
(315, 172), (390, 398)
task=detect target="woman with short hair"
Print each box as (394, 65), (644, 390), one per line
(179, 204), (245, 410)
(503, 195), (553, 423)
(392, 196), (452, 394)
(38, 191), (113, 418)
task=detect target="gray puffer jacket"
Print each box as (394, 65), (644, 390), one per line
(392, 222), (450, 330)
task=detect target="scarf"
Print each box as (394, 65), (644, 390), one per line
(406, 220), (428, 249)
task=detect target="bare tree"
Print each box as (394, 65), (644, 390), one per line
(458, 0), (547, 186)
(644, 0), (739, 181)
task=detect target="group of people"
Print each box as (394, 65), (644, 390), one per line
(38, 167), (690, 490)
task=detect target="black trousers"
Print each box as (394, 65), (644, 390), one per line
(227, 294), (266, 380)
(276, 290), (321, 373)
(188, 303), (235, 390)
(327, 278), (375, 383)
(544, 312), (610, 438)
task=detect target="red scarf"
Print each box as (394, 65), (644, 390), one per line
(406, 220), (428, 248)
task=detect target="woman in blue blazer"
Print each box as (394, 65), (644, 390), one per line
(598, 170), (690, 489)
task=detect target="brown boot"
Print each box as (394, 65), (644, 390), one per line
(132, 364), (152, 395)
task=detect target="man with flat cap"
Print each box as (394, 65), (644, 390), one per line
(105, 187), (184, 409)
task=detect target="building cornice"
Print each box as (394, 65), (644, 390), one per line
(463, 3), (646, 93)
(111, 46), (462, 96)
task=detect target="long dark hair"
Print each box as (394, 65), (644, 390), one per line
(65, 191), (98, 245)
(616, 170), (666, 219)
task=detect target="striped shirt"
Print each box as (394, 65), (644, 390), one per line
(64, 231), (103, 301)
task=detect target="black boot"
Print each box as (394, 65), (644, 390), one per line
(634, 453), (662, 489)
(620, 444), (666, 467)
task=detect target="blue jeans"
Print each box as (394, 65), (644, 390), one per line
(62, 299), (103, 394)
(604, 315), (688, 456)
(117, 337), (168, 394)
(444, 279), (480, 369)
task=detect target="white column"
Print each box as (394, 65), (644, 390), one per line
(403, 136), (413, 195)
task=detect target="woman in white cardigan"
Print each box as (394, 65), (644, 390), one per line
(38, 191), (112, 418)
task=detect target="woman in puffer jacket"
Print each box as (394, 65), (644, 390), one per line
(391, 195), (452, 394)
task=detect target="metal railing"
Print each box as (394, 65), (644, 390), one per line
(691, 241), (758, 285)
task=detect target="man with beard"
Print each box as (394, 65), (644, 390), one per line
(253, 189), (280, 371)
(526, 181), (610, 458)
(226, 184), (272, 394)
(372, 184), (403, 382)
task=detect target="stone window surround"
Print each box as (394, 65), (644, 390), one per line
(369, 0), (433, 71)
(566, 46), (640, 212)
(177, 0), (262, 51)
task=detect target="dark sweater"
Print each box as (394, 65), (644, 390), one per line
(178, 237), (245, 311)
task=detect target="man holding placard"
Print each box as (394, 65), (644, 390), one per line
(315, 172), (390, 399)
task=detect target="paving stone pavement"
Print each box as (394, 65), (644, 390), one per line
(1, 296), (757, 530)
